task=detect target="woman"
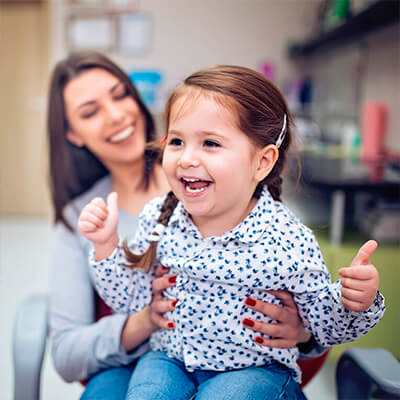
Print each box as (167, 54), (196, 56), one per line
(48, 51), (320, 400)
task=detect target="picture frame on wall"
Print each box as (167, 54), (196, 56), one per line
(105, 0), (139, 13)
(117, 13), (152, 55)
(67, 14), (115, 51)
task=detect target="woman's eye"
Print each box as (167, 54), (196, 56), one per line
(204, 140), (220, 147)
(168, 138), (183, 146)
(114, 87), (128, 100)
(81, 110), (97, 119)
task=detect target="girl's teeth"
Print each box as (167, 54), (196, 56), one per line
(186, 186), (206, 193)
(110, 126), (133, 143)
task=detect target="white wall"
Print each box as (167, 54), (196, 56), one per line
(51, 0), (319, 112)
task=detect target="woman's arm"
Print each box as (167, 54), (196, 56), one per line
(49, 222), (150, 382)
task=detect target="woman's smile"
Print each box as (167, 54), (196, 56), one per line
(108, 124), (135, 143)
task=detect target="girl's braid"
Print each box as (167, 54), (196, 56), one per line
(123, 191), (179, 271)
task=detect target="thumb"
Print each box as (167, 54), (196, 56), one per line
(350, 240), (378, 267)
(107, 192), (119, 216)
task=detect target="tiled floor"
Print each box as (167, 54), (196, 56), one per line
(0, 216), (342, 399)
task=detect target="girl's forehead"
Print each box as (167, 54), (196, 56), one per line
(169, 87), (235, 125)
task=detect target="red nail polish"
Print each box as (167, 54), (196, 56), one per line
(245, 298), (256, 306)
(242, 318), (254, 327)
(171, 300), (178, 307)
(255, 337), (264, 344)
(161, 265), (169, 271)
(167, 322), (175, 329)
(168, 275), (177, 284)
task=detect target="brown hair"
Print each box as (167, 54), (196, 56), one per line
(48, 51), (158, 230)
(124, 65), (294, 271)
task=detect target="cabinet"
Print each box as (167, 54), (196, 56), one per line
(289, 0), (399, 59)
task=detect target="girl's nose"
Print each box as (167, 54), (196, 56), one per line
(177, 149), (200, 168)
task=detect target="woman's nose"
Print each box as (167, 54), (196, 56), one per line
(105, 102), (124, 124)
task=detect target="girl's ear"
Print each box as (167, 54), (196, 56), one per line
(66, 130), (85, 147)
(254, 144), (279, 182)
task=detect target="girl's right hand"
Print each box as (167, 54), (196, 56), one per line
(149, 265), (177, 330)
(78, 192), (119, 246)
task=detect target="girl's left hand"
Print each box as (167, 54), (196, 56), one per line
(242, 290), (310, 348)
(338, 240), (379, 312)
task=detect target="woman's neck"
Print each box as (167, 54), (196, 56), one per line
(108, 161), (169, 215)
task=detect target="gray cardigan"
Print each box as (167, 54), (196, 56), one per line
(49, 175), (149, 382)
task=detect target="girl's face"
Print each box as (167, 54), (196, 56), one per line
(162, 94), (276, 237)
(64, 68), (147, 168)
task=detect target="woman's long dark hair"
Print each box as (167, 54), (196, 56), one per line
(48, 51), (158, 230)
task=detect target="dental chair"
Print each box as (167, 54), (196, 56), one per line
(13, 294), (400, 400)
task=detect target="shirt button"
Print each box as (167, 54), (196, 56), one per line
(176, 291), (185, 306)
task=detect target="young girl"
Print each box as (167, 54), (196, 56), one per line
(78, 65), (385, 399)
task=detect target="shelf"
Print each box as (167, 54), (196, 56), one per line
(289, 0), (399, 59)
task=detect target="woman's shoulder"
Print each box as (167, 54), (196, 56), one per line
(63, 175), (111, 224)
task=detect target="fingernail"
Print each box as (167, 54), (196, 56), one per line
(161, 265), (169, 271)
(171, 300), (178, 307)
(245, 298), (256, 306)
(167, 322), (175, 329)
(242, 318), (254, 327)
(255, 336), (264, 344)
(168, 275), (177, 284)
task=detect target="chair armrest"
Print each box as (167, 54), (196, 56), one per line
(13, 294), (48, 400)
(336, 348), (400, 400)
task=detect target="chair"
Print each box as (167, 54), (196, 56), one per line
(336, 347), (400, 400)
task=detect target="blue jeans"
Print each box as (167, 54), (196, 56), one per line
(80, 363), (136, 400)
(126, 351), (306, 400)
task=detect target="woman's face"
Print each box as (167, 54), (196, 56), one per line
(64, 68), (147, 167)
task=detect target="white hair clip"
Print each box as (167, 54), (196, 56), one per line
(148, 223), (166, 242)
(275, 114), (287, 149)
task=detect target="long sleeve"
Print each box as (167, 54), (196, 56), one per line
(90, 196), (164, 314)
(294, 280), (385, 347)
(49, 222), (149, 382)
(284, 229), (385, 348)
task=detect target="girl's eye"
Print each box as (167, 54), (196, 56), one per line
(204, 140), (220, 147)
(114, 87), (128, 100)
(168, 138), (183, 146)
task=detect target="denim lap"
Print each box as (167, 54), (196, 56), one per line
(195, 363), (304, 400)
(126, 351), (196, 400)
(126, 351), (305, 400)
(80, 364), (135, 400)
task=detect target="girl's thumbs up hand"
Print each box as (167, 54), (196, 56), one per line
(78, 193), (120, 258)
(338, 240), (379, 312)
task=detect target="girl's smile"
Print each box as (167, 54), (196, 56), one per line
(162, 94), (264, 237)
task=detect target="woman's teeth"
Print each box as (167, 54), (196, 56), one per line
(109, 126), (134, 143)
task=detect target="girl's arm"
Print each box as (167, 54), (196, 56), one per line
(78, 193), (120, 261)
(293, 241), (385, 347)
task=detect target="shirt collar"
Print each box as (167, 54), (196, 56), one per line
(168, 187), (277, 243)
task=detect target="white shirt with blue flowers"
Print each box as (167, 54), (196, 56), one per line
(90, 188), (385, 382)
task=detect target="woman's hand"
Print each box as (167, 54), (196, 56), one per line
(121, 265), (177, 351)
(149, 265), (177, 330)
(242, 290), (310, 348)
